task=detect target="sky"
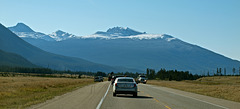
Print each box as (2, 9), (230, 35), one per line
(0, 0), (240, 61)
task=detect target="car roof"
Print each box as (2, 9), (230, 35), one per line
(115, 75), (124, 77)
(113, 75), (124, 78)
(116, 77), (134, 79)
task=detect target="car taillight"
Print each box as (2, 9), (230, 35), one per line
(115, 83), (118, 87)
(134, 84), (136, 87)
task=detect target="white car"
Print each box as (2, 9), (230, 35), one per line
(136, 75), (147, 84)
(113, 77), (138, 97)
(94, 76), (103, 82)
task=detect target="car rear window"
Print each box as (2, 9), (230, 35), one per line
(117, 79), (134, 82)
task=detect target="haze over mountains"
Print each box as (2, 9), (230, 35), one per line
(8, 23), (240, 74)
(1, 23), (138, 72)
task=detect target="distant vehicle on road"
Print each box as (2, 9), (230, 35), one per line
(136, 75), (147, 84)
(113, 77), (138, 97)
(94, 76), (103, 82)
(108, 72), (114, 81)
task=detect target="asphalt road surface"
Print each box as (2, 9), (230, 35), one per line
(31, 81), (240, 109)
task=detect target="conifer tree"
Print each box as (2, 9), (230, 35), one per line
(224, 68), (226, 76)
(233, 68), (236, 76)
(146, 68), (150, 78)
(219, 68), (222, 76)
(239, 67), (240, 76)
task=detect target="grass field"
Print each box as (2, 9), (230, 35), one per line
(148, 76), (240, 102)
(0, 76), (94, 108)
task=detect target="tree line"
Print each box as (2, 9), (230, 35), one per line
(0, 65), (95, 77)
(146, 68), (201, 81)
(212, 67), (240, 76)
(2, 65), (239, 81)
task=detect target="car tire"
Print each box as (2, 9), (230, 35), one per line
(133, 92), (137, 97)
(113, 92), (116, 97)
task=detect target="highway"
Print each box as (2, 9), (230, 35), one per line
(31, 81), (240, 109)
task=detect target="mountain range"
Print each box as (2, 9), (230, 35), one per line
(8, 23), (76, 41)
(7, 23), (240, 74)
(1, 23), (137, 72)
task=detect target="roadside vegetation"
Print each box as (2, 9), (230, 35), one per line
(0, 76), (94, 108)
(148, 76), (240, 102)
(0, 66), (99, 108)
(144, 68), (240, 102)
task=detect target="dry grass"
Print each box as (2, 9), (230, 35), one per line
(0, 77), (94, 108)
(148, 76), (240, 102)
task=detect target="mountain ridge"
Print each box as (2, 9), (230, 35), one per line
(7, 23), (240, 74)
(95, 27), (146, 37)
(0, 49), (37, 67)
(8, 23), (34, 32)
(1, 23), (138, 72)
(49, 30), (76, 41)
(8, 23), (169, 41)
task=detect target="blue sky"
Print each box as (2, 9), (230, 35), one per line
(0, 0), (240, 61)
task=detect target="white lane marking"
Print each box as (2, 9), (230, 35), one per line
(145, 84), (228, 109)
(96, 83), (111, 109)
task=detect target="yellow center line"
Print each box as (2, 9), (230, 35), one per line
(153, 98), (160, 102)
(165, 106), (171, 109)
(153, 98), (171, 109)
(146, 94), (151, 97)
(146, 93), (172, 109)
(140, 89), (171, 109)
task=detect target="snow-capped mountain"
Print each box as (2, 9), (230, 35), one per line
(28, 33), (240, 74)
(49, 30), (76, 41)
(75, 27), (176, 42)
(8, 23), (34, 32)
(76, 33), (176, 41)
(8, 23), (75, 41)
(14, 31), (55, 41)
(8, 23), (175, 41)
(8, 23), (55, 41)
(95, 27), (146, 37)
(7, 23), (240, 74)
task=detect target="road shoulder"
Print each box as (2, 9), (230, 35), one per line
(146, 84), (240, 109)
(29, 81), (110, 109)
